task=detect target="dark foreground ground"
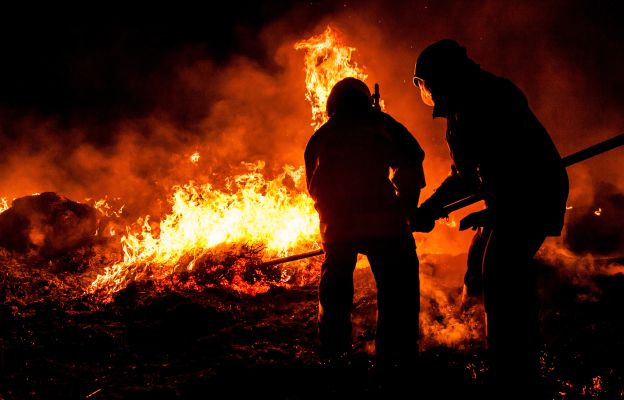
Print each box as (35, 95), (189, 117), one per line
(1, 250), (623, 400)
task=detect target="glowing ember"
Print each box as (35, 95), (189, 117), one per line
(295, 26), (368, 129)
(0, 197), (8, 214)
(594, 207), (602, 216)
(436, 217), (457, 228)
(92, 198), (125, 218)
(190, 151), (200, 164)
(566, 205), (574, 210)
(89, 162), (320, 300)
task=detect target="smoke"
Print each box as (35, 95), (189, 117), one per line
(0, 29), (315, 221)
(314, 0), (624, 257)
(0, 1), (620, 356)
(0, 1), (621, 258)
(564, 182), (624, 256)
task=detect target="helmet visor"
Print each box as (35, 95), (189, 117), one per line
(413, 77), (435, 107)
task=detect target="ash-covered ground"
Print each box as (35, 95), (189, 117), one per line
(1, 246), (623, 400)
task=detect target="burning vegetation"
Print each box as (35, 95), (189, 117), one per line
(1, 20), (623, 400)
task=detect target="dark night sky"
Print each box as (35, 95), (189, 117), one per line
(0, 2), (332, 120)
(0, 1), (621, 131)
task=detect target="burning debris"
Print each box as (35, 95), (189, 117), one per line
(0, 16), (622, 399)
(88, 162), (320, 302)
(0, 192), (99, 259)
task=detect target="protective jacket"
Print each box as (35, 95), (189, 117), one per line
(424, 70), (569, 235)
(305, 109), (425, 243)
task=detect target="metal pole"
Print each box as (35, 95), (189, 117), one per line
(261, 249), (324, 267)
(262, 132), (624, 267)
(441, 132), (624, 215)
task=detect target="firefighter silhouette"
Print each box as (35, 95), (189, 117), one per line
(304, 77), (426, 368)
(413, 39), (569, 397)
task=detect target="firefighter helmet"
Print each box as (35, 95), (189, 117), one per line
(326, 77), (372, 117)
(413, 39), (478, 106)
(414, 39), (469, 81)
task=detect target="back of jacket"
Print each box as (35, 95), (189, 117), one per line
(305, 110), (425, 243)
(441, 70), (569, 235)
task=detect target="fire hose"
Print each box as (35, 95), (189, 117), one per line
(262, 132), (624, 267)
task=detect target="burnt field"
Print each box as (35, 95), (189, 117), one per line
(0, 2), (622, 399)
(1, 248), (623, 399)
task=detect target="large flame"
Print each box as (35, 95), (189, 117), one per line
(295, 26), (368, 130)
(0, 197), (8, 214)
(85, 27), (478, 348)
(89, 26), (369, 301)
(89, 163), (319, 300)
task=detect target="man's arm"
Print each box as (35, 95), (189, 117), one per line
(420, 165), (475, 212)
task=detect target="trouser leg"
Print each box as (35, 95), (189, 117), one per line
(464, 226), (490, 297)
(482, 227), (545, 395)
(318, 242), (358, 358)
(366, 235), (420, 367)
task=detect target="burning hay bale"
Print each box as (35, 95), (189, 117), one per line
(0, 192), (99, 258)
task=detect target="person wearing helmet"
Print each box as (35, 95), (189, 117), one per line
(304, 77), (426, 370)
(412, 39), (569, 396)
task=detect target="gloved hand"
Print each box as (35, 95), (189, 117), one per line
(458, 209), (492, 231)
(409, 203), (445, 233)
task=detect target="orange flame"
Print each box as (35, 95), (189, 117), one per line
(85, 27), (481, 349)
(89, 162), (320, 300)
(295, 26), (368, 130)
(0, 197), (8, 214)
(89, 27), (372, 301)
(91, 198), (125, 218)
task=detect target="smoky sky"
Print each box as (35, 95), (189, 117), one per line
(0, 1), (622, 133)
(0, 0), (622, 255)
(0, 2), (336, 136)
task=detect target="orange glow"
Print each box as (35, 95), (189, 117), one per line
(420, 278), (482, 346)
(90, 27), (374, 302)
(436, 217), (457, 229)
(0, 197), (8, 214)
(89, 162), (320, 301)
(92, 198), (125, 218)
(594, 207), (602, 216)
(83, 28), (480, 348)
(295, 26), (368, 130)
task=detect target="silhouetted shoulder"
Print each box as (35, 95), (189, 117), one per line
(479, 71), (529, 111)
(376, 111), (407, 128)
(376, 111), (425, 164)
(304, 121), (333, 158)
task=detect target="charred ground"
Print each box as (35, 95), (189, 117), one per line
(1, 247), (623, 399)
